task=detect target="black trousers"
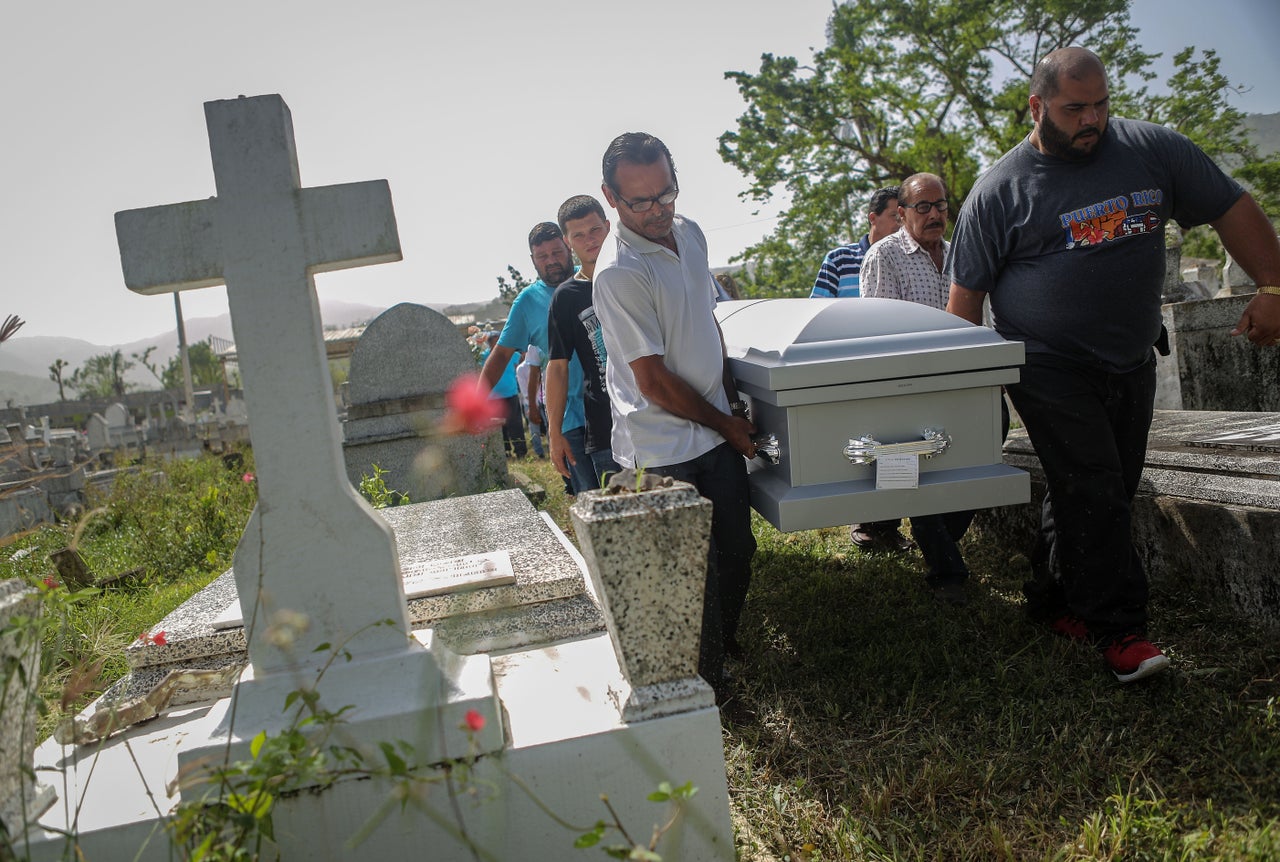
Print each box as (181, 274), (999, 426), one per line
(1006, 354), (1156, 636)
(498, 394), (527, 458)
(910, 398), (1011, 583)
(649, 441), (756, 686)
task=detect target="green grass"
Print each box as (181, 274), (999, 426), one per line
(2, 447), (258, 735)
(514, 457), (1280, 862)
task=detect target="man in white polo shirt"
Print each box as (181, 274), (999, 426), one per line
(592, 132), (758, 696)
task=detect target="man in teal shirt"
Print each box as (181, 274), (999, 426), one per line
(480, 222), (594, 491)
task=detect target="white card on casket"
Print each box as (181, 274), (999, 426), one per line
(875, 453), (919, 489)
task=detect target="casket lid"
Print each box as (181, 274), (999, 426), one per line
(715, 297), (1022, 391)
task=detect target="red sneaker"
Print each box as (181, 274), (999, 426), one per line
(1048, 614), (1090, 643)
(1101, 635), (1170, 683)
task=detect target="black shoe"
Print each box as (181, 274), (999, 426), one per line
(849, 524), (914, 554)
(724, 633), (745, 661)
(927, 576), (969, 606)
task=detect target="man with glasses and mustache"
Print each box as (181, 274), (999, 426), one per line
(862, 172), (1001, 605)
(948, 47), (1280, 683)
(593, 132), (758, 699)
(480, 222), (595, 493)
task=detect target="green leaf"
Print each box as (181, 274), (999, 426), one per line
(226, 791), (273, 819)
(313, 642), (331, 653)
(379, 741), (407, 775)
(250, 730), (267, 759)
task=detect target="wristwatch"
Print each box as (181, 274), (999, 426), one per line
(1257, 285), (1280, 296)
(730, 400), (750, 419)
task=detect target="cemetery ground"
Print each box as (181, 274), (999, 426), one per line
(3, 449), (1278, 861)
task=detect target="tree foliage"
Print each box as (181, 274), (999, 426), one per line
(719, 0), (1279, 293)
(496, 265), (530, 307)
(49, 358), (69, 401)
(68, 350), (133, 399)
(162, 341), (224, 391)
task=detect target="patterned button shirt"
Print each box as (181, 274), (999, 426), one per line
(860, 230), (950, 310)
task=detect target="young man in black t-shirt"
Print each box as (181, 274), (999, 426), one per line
(546, 195), (620, 488)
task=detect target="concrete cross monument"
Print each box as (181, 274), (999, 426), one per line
(114, 94), (500, 760)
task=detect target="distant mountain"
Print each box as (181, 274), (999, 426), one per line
(1244, 112), (1280, 156)
(0, 299), (394, 406)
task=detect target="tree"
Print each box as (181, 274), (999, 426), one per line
(719, 0), (1278, 294)
(49, 358), (69, 401)
(0, 314), (23, 343)
(68, 350), (134, 399)
(132, 345), (165, 385)
(495, 265), (530, 307)
(162, 340), (224, 391)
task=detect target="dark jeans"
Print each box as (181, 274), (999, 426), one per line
(648, 441), (756, 688)
(910, 397), (1011, 584)
(1006, 354), (1156, 636)
(499, 394), (526, 458)
(562, 426), (596, 494)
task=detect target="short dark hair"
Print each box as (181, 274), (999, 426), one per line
(868, 186), (900, 215)
(1030, 46), (1106, 101)
(557, 195), (607, 233)
(602, 132), (677, 191)
(527, 222), (564, 250)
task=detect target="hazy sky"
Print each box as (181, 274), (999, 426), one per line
(4, 0), (1279, 345)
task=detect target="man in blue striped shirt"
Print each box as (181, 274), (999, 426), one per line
(810, 186), (901, 298)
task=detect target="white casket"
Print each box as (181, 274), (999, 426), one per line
(715, 298), (1029, 532)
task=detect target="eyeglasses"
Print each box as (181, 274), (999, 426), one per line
(612, 186), (679, 213)
(902, 199), (948, 215)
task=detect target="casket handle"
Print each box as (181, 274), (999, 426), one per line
(843, 427), (951, 465)
(752, 433), (781, 465)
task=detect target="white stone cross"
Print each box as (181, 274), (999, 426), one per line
(114, 95), (412, 677)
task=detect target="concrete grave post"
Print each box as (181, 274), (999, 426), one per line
(570, 482), (717, 721)
(114, 94), (501, 762)
(0, 580), (56, 835)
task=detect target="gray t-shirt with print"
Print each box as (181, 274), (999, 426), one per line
(949, 117), (1243, 373)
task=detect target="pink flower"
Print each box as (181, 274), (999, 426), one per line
(242, 473), (255, 483)
(463, 709), (486, 732)
(443, 373), (506, 436)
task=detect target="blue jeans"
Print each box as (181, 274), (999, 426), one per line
(562, 426), (597, 494)
(523, 403), (545, 457)
(649, 442), (756, 688)
(588, 448), (621, 488)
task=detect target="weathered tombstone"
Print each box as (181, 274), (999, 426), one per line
(112, 94), (501, 761)
(85, 414), (109, 451)
(342, 302), (507, 502)
(1161, 244), (1195, 304)
(1155, 295), (1280, 412)
(0, 580), (56, 836)
(103, 404), (129, 430)
(1218, 251), (1257, 297)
